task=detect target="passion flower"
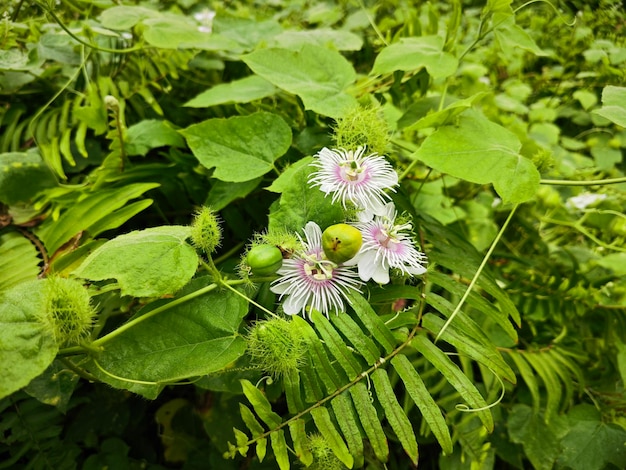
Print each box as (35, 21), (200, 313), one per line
(246, 244), (283, 276)
(322, 223), (362, 264)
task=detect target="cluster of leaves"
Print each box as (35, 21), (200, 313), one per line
(1, 0), (626, 469)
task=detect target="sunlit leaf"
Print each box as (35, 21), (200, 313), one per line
(243, 44), (358, 118)
(0, 280), (57, 400)
(412, 110), (540, 203)
(181, 112), (291, 183)
(73, 226), (197, 298)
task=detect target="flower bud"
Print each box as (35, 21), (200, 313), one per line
(246, 244), (283, 276)
(190, 206), (222, 255)
(44, 277), (95, 346)
(322, 223), (362, 264)
(334, 105), (390, 156)
(246, 317), (306, 378)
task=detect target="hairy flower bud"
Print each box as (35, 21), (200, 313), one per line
(322, 223), (362, 264)
(246, 317), (306, 378)
(190, 206), (222, 255)
(44, 277), (95, 346)
(334, 105), (389, 156)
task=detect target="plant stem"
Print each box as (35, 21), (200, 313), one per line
(435, 204), (519, 342)
(540, 176), (626, 186)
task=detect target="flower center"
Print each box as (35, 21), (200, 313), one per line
(340, 160), (365, 182)
(303, 254), (336, 281)
(375, 226), (399, 249)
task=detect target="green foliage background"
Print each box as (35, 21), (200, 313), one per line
(1, 0), (626, 469)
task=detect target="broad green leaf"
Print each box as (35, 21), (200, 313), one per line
(412, 111), (540, 203)
(23, 360), (79, 413)
(142, 17), (240, 51)
(184, 76), (277, 108)
(372, 36), (458, 79)
(73, 226), (198, 298)
(205, 178), (262, 211)
(371, 368), (418, 465)
(493, 14), (547, 56)
(331, 313), (380, 365)
(505, 350), (541, 413)
(349, 382), (389, 462)
(88, 282), (247, 398)
(312, 310), (361, 379)
(241, 379), (282, 429)
(558, 405), (626, 470)
(401, 92), (489, 130)
(391, 354), (453, 454)
(270, 29), (363, 51)
(270, 430), (290, 470)
(331, 394), (364, 468)
(0, 152), (57, 204)
(242, 44), (358, 118)
(289, 419), (313, 466)
(593, 86), (626, 127)
(422, 313), (517, 383)
(412, 335), (493, 431)
(125, 120), (185, 157)
(345, 291), (397, 354)
(265, 157), (313, 193)
(0, 231), (40, 292)
(507, 404), (567, 470)
(181, 112), (291, 183)
(0, 280), (57, 400)
(36, 182), (159, 255)
(310, 407), (354, 468)
(240, 404), (267, 461)
(98, 5), (160, 30)
(268, 161), (345, 233)
(213, 16), (282, 51)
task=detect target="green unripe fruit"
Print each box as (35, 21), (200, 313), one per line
(246, 244), (283, 276)
(322, 223), (362, 264)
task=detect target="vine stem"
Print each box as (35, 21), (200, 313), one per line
(34, 1), (148, 54)
(58, 278), (248, 356)
(540, 176), (626, 186)
(435, 204), (519, 342)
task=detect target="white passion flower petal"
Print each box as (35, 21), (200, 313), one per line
(309, 146), (399, 217)
(270, 221), (363, 318)
(351, 203), (427, 283)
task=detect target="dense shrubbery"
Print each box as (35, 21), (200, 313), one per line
(1, 0), (625, 468)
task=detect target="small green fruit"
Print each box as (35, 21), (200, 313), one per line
(247, 244), (283, 276)
(322, 223), (362, 263)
